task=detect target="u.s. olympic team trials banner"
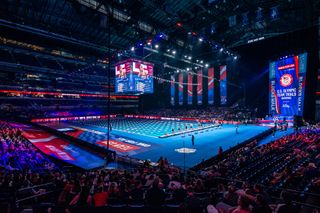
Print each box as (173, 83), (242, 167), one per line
(178, 73), (183, 105)
(220, 65), (227, 105)
(269, 53), (307, 116)
(208, 67), (214, 105)
(197, 70), (203, 105)
(187, 73), (193, 105)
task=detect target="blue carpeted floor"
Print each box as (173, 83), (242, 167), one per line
(258, 128), (294, 146)
(87, 122), (270, 169)
(44, 120), (271, 169)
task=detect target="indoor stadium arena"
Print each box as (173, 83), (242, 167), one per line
(0, 0), (319, 212)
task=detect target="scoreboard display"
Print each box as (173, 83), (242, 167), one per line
(269, 53), (307, 116)
(115, 62), (131, 93)
(115, 59), (154, 94)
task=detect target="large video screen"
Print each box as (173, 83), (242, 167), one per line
(115, 59), (154, 94)
(269, 53), (307, 116)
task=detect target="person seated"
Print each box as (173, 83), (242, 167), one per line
(223, 185), (238, 207)
(93, 186), (109, 207)
(130, 180), (144, 201)
(231, 196), (251, 213)
(172, 185), (187, 204)
(252, 194), (271, 213)
(146, 178), (166, 207)
(185, 187), (202, 212)
(275, 191), (299, 213)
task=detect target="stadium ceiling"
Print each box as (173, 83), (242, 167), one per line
(0, 0), (318, 55)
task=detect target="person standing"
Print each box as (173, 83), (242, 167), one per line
(191, 134), (195, 146)
(218, 146), (223, 156)
(284, 121), (288, 132)
(272, 121), (277, 137)
(104, 154), (108, 169)
(272, 127), (276, 137)
(236, 124), (239, 134)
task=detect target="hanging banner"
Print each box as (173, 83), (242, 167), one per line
(178, 73), (184, 105)
(170, 75), (175, 106)
(269, 53), (307, 116)
(220, 65), (227, 105)
(197, 70), (203, 105)
(187, 73), (193, 105)
(208, 67), (214, 105)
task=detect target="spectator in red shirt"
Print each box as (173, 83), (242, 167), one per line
(93, 186), (109, 207)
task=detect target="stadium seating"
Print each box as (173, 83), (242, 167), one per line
(0, 121), (319, 212)
(0, 121), (58, 173)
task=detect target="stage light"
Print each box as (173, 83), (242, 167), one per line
(200, 60), (203, 64)
(155, 44), (159, 49)
(184, 55), (187, 58)
(234, 56), (238, 60)
(167, 49), (170, 52)
(188, 56), (192, 60)
(117, 53), (122, 57)
(172, 50), (176, 55)
(196, 59), (199, 62)
(188, 32), (192, 35)
(205, 64), (209, 68)
(186, 68), (190, 71)
(199, 38), (203, 42)
(176, 22), (182, 27)
(220, 48), (223, 52)
(131, 47), (135, 51)
(147, 41), (151, 46)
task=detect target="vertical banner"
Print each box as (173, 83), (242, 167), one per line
(187, 73), (193, 105)
(220, 65), (227, 105)
(208, 67), (214, 105)
(297, 53), (307, 115)
(269, 62), (278, 114)
(178, 73), (184, 105)
(197, 70), (203, 105)
(170, 75), (175, 106)
(269, 53), (307, 116)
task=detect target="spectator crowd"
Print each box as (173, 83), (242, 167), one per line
(0, 121), (319, 213)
